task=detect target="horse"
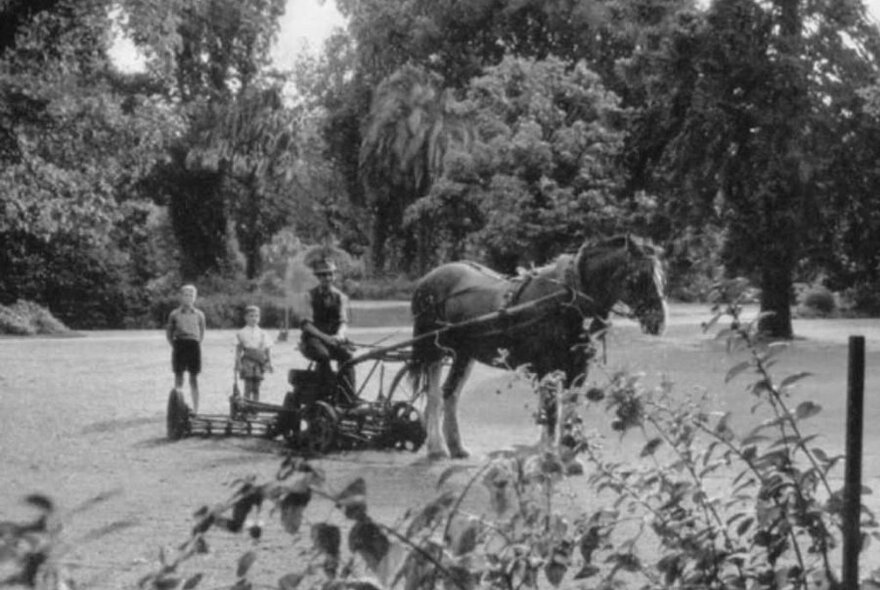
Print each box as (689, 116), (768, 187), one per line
(409, 235), (668, 459)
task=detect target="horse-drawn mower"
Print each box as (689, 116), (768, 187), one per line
(166, 346), (426, 454)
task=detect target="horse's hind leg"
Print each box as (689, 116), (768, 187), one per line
(442, 356), (474, 459)
(423, 361), (449, 460)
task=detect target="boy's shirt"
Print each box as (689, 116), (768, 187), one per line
(167, 305), (206, 342)
(236, 325), (271, 350)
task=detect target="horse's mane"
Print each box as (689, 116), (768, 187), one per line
(458, 260), (509, 282)
(575, 234), (666, 298)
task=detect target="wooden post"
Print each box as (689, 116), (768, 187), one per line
(843, 335), (865, 589)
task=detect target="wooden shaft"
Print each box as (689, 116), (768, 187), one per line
(843, 335), (865, 588)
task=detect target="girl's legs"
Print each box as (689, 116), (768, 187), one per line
(244, 378), (261, 403)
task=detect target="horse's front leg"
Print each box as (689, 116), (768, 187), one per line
(423, 361), (449, 460)
(442, 357), (474, 459)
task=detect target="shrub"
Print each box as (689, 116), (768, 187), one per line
(0, 300), (69, 335)
(798, 284), (836, 316)
(0, 305), (32, 335)
(842, 280), (880, 316)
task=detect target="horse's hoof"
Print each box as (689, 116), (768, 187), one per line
(427, 449), (450, 461)
(450, 448), (470, 459)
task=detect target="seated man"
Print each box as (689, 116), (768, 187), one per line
(299, 259), (355, 394)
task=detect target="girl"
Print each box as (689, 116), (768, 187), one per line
(234, 305), (273, 403)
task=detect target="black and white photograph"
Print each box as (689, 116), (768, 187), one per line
(3, 0), (880, 588)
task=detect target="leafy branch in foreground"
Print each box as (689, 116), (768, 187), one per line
(10, 278), (880, 589)
(574, 278), (880, 589)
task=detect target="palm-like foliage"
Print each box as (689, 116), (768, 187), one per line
(358, 64), (472, 272)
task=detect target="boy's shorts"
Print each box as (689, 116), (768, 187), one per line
(172, 339), (201, 375)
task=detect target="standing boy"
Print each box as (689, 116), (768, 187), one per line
(166, 284), (206, 413)
(234, 305), (273, 403)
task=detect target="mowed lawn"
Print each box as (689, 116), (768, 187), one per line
(1, 302), (879, 586)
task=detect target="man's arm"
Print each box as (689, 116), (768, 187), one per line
(301, 320), (333, 344)
(198, 310), (206, 342)
(335, 293), (350, 341)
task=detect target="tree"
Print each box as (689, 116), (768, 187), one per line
(0, 0), (183, 326)
(319, 0), (693, 273)
(405, 56), (629, 272)
(122, 0), (297, 279)
(624, 0), (880, 337)
(184, 86), (302, 279)
(358, 65), (474, 272)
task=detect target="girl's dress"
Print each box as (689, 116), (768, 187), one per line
(236, 326), (271, 380)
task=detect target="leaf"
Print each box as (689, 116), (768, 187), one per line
(375, 540), (407, 588)
(573, 564), (600, 579)
(544, 562), (567, 587)
(280, 490), (311, 534)
(337, 477), (367, 504)
(606, 552), (641, 572)
(714, 411), (734, 440)
(725, 361), (752, 384)
(182, 573), (203, 589)
(349, 519), (390, 572)
(404, 490), (456, 537)
(152, 575), (181, 590)
(780, 372), (813, 389)
(640, 437), (663, 457)
(24, 494), (54, 513)
(236, 551), (257, 578)
(578, 527), (601, 563)
(736, 517), (754, 536)
(228, 487), (262, 533)
(449, 518), (481, 556)
(277, 573), (305, 590)
(311, 523), (341, 557)
(436, 465), (471, 488)
(812, 447), (830, 462)
(336, 477), (368, 520)
(794, 401), (821, 420)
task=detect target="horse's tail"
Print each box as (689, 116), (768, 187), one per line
(409, 282), (447, 395)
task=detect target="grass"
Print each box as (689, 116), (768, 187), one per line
(1, 303), (880, 587)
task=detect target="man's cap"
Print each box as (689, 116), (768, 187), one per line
(245, 305), (260, 314)
(312, 259), (338, 275)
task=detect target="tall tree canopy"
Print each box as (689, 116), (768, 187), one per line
(624, 0), (880, 337)
(405, 56), (628, 272)
(324, 0), (693, 272)
(122, 0), (314, 279)
(0, 0), (183, 326)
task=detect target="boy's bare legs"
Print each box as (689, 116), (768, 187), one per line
(244, 380), (260, 403)
(189, 374), (199, 414)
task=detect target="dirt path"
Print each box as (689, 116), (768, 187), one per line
(2, 304), (879, 587)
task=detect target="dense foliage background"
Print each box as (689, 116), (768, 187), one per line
(3, 0), (880, 335)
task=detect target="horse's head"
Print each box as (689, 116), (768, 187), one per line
(576, 235), (668, 335)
